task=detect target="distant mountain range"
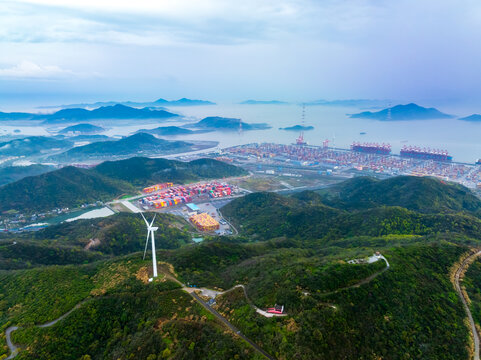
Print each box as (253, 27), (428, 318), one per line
(279, 125), (314, 131)
(240, 100), (288, 105)
(350, 103), (454, 121)
(0, 104), (179, 123)
(59, 123), (105, 135)
(305, 99), (391, 107)
(39, 97), (216, 109)
(459, 114), (481, 122)
(189, 116), (271, 131)
(49, 133), (207, 162)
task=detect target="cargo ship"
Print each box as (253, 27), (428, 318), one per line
(351, 142), (391, 155)
(400, 145), (452, 162)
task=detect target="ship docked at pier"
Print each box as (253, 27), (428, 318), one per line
(400, 145), (452, 162)
(351, 142), (392, 155)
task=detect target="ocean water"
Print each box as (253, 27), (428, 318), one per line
(3, 103), (481, 163)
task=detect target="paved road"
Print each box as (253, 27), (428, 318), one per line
(454, 250), (481, 360)
(5, 301), (87, 359)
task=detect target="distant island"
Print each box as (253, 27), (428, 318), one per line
(0, 104), (179, 123)
(49, 132), (216, 162)
(240, 100), (288, 105)
(135, 126), (202, 136)
(279, 125), (314, 131)
(39, 97), (216, 109)
(59, 123), (105, 135)
(350, 103), (454, 121)
(305, 99), (391, 107)
(0, 136), (73, 156)
(189, 116), (271, 131)
(459, 114), (481, 122)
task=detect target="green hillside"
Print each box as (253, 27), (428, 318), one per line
(319, 176), (481, 213)
(94, 157), (247, 186)
(3, 175), (481, 359)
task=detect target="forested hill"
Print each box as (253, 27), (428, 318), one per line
(0, 157), (246, 213)
(221, 177), (481, 240)
(318, 175), (481, 213)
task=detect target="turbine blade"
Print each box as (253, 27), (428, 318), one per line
(140, 212), (149, 226)
(143, 230), (150, 260)
(150, 214), (157, 227)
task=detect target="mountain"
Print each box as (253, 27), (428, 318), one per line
(0, 157), (246, 214)
(459, 114), (481, 122)
(240, 100), (288, 105)
(279, 125), (314, 131)
(94, 157), (247, 186)
(0, 111), (36, 121)
(190, 116), (271, 130)
(153, 98), (215, 106)
(318, 176), (481, 213)
(350, 103), (454, 120)
(0, 166), (132, 214)
(59, 123), (104, 135)
(42, 104), (179, 124)
(50, 133), (193, 162)
(39, 98), (215, 109)
(0, 136), (73, 156)
(135, 126), (200, 136)
(0, 164), (55, 186)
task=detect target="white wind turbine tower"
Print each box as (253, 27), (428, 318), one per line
(141, 212), (158, 280)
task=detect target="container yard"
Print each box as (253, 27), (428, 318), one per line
(139, 181), (236, 209)
(189, 212), (220, 232)
(222, 143), (481, 189)
(142, 183), (174, 193)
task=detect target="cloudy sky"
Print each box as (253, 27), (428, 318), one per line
(1, 0), (481, 106)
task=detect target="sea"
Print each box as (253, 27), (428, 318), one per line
(2, 103), (481, 163)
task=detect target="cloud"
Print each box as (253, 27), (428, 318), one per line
(0, 61), (77, 79)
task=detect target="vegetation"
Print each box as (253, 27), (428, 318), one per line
(0, 157), (246, 214)
(0, 164), (54, 186)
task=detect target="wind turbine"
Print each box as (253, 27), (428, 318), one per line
(141, 212), (158, 280)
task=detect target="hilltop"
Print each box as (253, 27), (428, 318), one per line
(318, 176), (481, 213)
(0, 164), (54, 186)
(350, 103), (453, 120)
(59, 123), (105, 135)
(190, 116), (271, 131)
(459, 114), (481, 122)
(50, 133), (194, 162)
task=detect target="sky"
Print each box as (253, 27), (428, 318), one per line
(1, 0), (481, 107)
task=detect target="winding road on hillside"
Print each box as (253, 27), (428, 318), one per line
(454, 250), (481, 360)
(5, 301), (87, 359)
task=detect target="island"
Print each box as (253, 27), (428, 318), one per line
(0, 105), (179, 123)
(39, 97), (216, 109)
(189, 116), (271, 131)
(279, 125), (314, 131)
(59, 123), (105, 135)
(135, 126), (203, 136)
(350, 103), (454, 121)
(459, 114), (481, 122)
(305, 99), (390, 107)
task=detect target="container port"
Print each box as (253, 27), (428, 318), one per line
(139, 181), (236, 209)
